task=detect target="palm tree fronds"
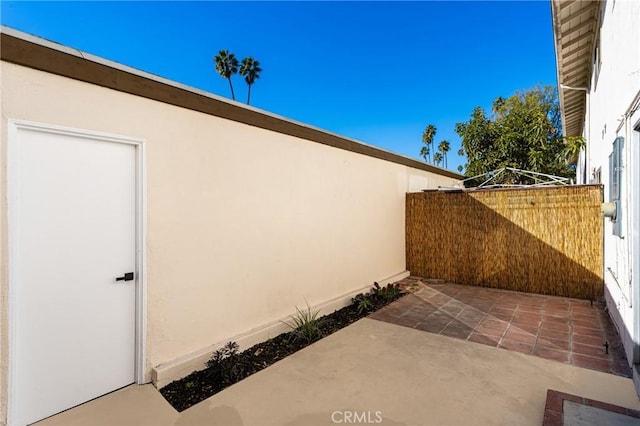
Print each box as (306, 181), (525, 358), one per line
(213, 49), (239, 100)
(239, 56), (262, 105)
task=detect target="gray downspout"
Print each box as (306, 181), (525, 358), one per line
(633, 122), (640, 366)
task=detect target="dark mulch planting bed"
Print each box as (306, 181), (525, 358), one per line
(160, 284), (405, 411)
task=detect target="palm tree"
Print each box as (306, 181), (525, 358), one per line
(239, 57), (262, 105)
(438, 140), (451, 168)
(433, 152), (443, 167)
(419, 145), (430, 162)
(214, 50), (239, 100)
(457, 165), (464, 173)
(421, 124), (437, 163)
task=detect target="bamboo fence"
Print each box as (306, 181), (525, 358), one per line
(406, 185), (604, 299)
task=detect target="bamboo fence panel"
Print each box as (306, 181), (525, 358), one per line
(406, 185), (604, 299)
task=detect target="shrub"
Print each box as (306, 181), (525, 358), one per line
(353, 282), (404, 313)
(206, 341), (246, 385)
(283, 303), (323, 343)
(352, 293), (374, 314)
(371, 282), (403, 301)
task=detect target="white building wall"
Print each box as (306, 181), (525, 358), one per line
(584, 0), (640, 365)
(0, 55), (461, 419)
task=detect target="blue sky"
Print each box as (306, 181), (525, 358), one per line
(1, 1), (558, 173)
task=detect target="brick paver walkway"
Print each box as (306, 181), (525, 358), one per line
(371, 278), (630, 377)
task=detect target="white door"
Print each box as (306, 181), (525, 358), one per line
(10, 123), (138, 425)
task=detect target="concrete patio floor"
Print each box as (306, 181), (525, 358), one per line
(38, 318), (640, 426)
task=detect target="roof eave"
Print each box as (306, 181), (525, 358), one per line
(0, 26), (464, 180)
(550, 0), (602, 137)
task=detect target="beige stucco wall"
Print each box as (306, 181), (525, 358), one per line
(0, 60), (459, 421)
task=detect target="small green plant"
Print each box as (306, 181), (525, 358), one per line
(283, 303), (323, 343)
(184, 381), (195, 389)
(371, 282), (403, 301)
(381, 283), (402, 301)
(353, 282), (404, 313)
(211, 341), (239, 362)
(352, 293), (374, 314)
(206, 341), (245, 385)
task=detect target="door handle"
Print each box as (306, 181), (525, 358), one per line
(116, 272), (135, 282)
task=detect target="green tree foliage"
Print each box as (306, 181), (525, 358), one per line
(421, 124), (437, 163)
(239, 57), (262, 105)
(559, 136), (586, 165)
(419, 144), (430, 162)
(214, 50), (239, 100)
(457, 148), (465, 173)
(438, 140), (450, 168)
(433, 152), (443, 167)
(417, 126), (454, 170)
(455, 86), (583, 186)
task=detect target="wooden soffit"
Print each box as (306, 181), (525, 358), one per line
(551, 0), (603, 137)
